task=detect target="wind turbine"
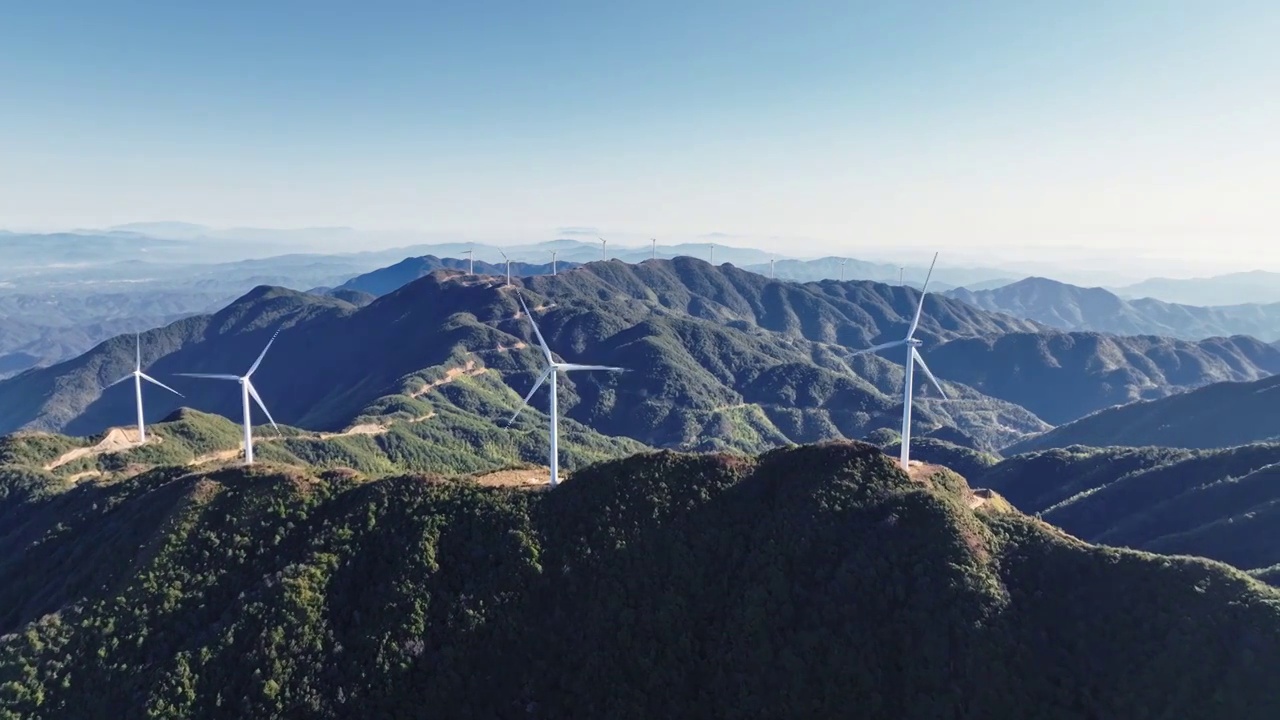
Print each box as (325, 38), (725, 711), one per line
(498, 249), (512, 286)
(709, 243), (715, 264)
(840, 258), (847, 281)
(550, 250), (558, 276)
(107, 333), (182, 444)
(599, 236), (607, 262)
(853, 253), (947, 471)
(464, 246), (475, 275)
(505, 293), (626, 487)
(651, 238), (656, 260)
(176, 329), (282, 465)
(770, 257), (775, 279)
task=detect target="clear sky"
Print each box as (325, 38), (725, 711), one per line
(2, 1), (1278, 268)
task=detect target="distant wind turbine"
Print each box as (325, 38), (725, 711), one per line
(498, 249), (512, 286)
(853, 252), (947, 471)
(651, 238), (656, 260)
(107, 333), (182, 444)
(176, 329), (282, 465)
(599, 236), (607, 262)
(709, 243), (715, 264)
(505, 293), (626, 487)
(899, 267), (904, 285)
(840, 258), (847, 281)
(550, 250), (558, 276)
(464, 246), (474, 275)
(770, 257), (775, 279)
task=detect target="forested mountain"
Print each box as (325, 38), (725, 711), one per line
(4, 259), (1280, 458)
(926, 331), (1280, 426)
(333, 254), (574, 296)
(2, 441), (1278, 718)
(947, 276), (1280, 341)
(1007, 374), (1280, 453)
(974, 444), (1280, 582)
(0, 261), (1049, 454)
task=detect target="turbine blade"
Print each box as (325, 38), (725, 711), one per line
(506, 366), (552, 426)
(912, 348), (947, 399)
(174, 373), (242, 380)
(139, 372), (184, 397)
(498, 249), (508, 260)
(517, 293), (554, 363)
(852, 339), (907, 356)
(557, 363), (627, 372)
(245, 380), (279, 432)
(247, 328), (282, 377)
(107, 372), (134, 388)
(906, 252), (938, 340)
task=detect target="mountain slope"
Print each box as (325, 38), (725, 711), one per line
(6, 258), (1280, 455)
(333, 254), (575, 296)
(1007, 374), (1280, 453)
(0, 260), (1052, 454)
(2, 442), (1279, 718)
(927, 331), (1280, 426)
(947, 276), (1280, 341)
(974, 444), (1280, 578)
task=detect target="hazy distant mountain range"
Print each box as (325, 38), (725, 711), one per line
(331, 255), (577, 297)
(1114, 270), (1280, 306)
(947, 277), (1280, 341)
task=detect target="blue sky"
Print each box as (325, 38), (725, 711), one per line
(1, 1), (1277, 267)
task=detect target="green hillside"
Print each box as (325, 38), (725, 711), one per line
(5, 259), (1280, 460)
(2, 442), (1278, 718)
(974, 444), (1280, 578)
(1007, 374), (1280, 453)
(0, 261), (1050, 454)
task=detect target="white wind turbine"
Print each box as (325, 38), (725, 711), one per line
(599, 236), (607, 261)
(505, 293), (626, 487)
(550, 250), (558, 276)
(651, 238), (657, 260)
(464, 246), (475, 275)
(709, 243), (715, 264)
(853, 253), (948, 471)
(107, 333), (183, 444)
(176, 329), (282, 465)
(840, 258), (847, 281)
(498, 249), (512, 286)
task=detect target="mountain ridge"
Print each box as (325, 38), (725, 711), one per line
(948, 276), (1280, 341)
(2, 441), (1279, 718)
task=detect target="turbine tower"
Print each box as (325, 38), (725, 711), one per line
(498, 249), (512, 286)
(651, 238), (656, 260)
(505, 293), (626, 487)
(770, 257), (775, 279)
(464, 246), (474, 275)
(176, 329), (282, 465)
(550, 250), (558, 276)
(599, 236), (607, 261)
(709, 243), (715, 264)
(853, 253), (947, 471)
(840, 258), (847, 281)
(106, 333), (183, 444)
